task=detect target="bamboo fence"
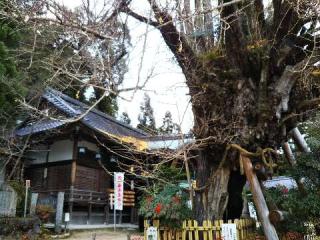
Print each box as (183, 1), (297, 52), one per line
(144, 218), (256, 240)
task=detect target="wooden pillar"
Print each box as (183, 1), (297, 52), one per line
(87, 204), (92, 224)
(291, 127), (310, 153)
(43, 144), (50, 188)
(104, 204), (109, 224)
(119, 210), (122, 224)
(87, 192), (92, 224)
(130, 180), (135, 224)
(130, 208), (135, 224)
(241, 155), (279, 240)
(69, 132), (78, 222)
(71, 134), (78, 187)
(68, 201), (73, 221)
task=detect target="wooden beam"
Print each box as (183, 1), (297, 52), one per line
(291, 127), (310, 153)
(282, 142), (296, 166)
(241, 155), (279, 240)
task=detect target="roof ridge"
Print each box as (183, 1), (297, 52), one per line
(46, 88), (149, 137)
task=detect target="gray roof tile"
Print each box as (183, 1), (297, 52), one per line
(15, 88), (149, 139)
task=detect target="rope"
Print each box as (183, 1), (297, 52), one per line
(193, 144), (277, 192)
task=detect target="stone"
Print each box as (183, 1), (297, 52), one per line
(55, 192), (65, 233)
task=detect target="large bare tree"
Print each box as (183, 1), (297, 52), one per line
(5, 0), (320, 227)
(117, 0), (320, 222)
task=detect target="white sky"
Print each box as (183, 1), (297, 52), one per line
(61, 0), (194, 133)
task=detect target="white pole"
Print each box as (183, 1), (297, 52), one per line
(114, 207), (116, 231)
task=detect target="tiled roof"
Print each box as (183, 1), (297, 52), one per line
(15, 120), (65, 136)
(15, 88), (149, 139)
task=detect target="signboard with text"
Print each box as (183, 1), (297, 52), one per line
(221, 223), (238, 240)
(114, 172), (124, 211)
(146, 227), (158, 240)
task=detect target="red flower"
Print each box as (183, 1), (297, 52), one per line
(282, 187), (289, 194)
(154, 203), (162, 214)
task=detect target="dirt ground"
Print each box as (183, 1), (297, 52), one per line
(66, 229), (141, 240)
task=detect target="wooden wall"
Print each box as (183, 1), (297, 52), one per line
(47, 164), (71, 190)
(74, 165), (110, 192)
(26, 163), (71, 191)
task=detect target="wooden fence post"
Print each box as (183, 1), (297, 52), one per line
(241, 155), (279, 240)
(144, 220), (148, 240)
(182, 221), (187, 240)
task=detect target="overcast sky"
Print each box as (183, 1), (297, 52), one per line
(62, 0), (194, 133)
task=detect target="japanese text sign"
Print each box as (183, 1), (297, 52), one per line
(221, 223), (237, 240)
(114, 172), (124, 210)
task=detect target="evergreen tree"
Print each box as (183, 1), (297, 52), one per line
(159, 111), (181, 135)
(137, 93), (157, 134)
(119, 111), (131, 125)
(0, 4), (25, 126)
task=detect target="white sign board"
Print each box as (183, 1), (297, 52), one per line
(114, 172), (124, 210)
(64, 212), (70, 222)
(26, 180), (31, 188)
(248, 201), (258, 220)
(147, 227), (158, 240)
(221, 223), (237, 240)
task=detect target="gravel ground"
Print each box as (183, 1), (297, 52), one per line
(66, 229), (140, 240)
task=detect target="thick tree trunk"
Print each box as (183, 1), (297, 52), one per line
(123, 0), (320, 229)
(193, 148), (245, 222)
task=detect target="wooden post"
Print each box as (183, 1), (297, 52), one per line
(71, 134), (78, 187)
(291, 127), (310, 153)
(43, 144), (50, 188)
(241, 155), (279, 240)
(183, 151), (193, 208)
(87, 204), (92, 224)
(104, 204), (109, 224)
(130, 207), (135, 224)
(282, 142), (296, 166)
(119, 210), (123, 224)
(69, 187), (74, 222)
(87, 192), (92, 224)
(69, 132), (78, 222)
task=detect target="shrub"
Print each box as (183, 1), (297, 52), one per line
(139, 185), (192, 228)
(35, 205), (55, 223)
(0, 216), (40, 236)
(265, 116), (320, 235)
